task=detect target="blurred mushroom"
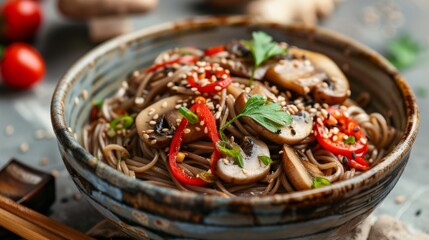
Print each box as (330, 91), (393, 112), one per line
(282, 145), (322, 190)
(57, 0), (158, 42)
(216, 136), (271, 184)
(235, 93), (313, 144)
(265, 48), (349, 104)
(135, 96), (204, 148)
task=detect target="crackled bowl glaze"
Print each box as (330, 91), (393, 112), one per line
(51, 16), (419, 239)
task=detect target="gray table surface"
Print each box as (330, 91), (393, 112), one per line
(0, 0), (428, 234)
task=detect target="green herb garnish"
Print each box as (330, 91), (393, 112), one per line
(216, 141), (244, 168)
(243, 31), (288, 85)
(312, 177), (331, 189)
(258, 155), (273, 166)
(343, 136), (356, 145)
(110, 116), (134, 130)
(198, 171), (215, 183)
(220, 94), (292, 141)
(386, 33), (420, 71)
(178, 107), (199, 124)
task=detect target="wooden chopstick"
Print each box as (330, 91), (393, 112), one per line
(0, 194), (95, 240)
(0, 207), (63, 240)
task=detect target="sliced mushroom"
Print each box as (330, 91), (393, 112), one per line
(282, 145), (322, 190)
(227, 81), (276, 101)
(216, 136), (270, 184)
(235, 93), (313, 145)
(135, 95), (204, 148)
(265, 48), (349, 104)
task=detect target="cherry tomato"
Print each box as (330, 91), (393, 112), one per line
(204, 45), (225, 56)
(2, 0), (43, 41)
(1, 43), (45, 89)
(187, 63), (232, 93)
(314, 107), (369, 170)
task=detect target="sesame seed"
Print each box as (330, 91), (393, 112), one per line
(167, 72), (173, 77)
(51, 170), (59, 178)
(81, 89), (88, 100)
(321, 109), (328, 118)
(146, 129), (154, 134)
(214, 86), (222, 91)
(74, 97), (80, 105)
(143, 134), (149, 139)
(195, 127), (201, 131)
(153, 114), (159, 120)
(242, 169), (248, 174)
(222, 158), (229, 164)
(200, 121), (205, 126)
(149, 121), (156, 125)
(204, 127), (208, 134)
(150, 139), (157, 145)
(167, 82), (174, 87)
(303, 87), (310, 94)
(4, 125), (14, 136)
(39, 157), (49, 166)
(191, 87), (198, 92)
(333, 127), (340, 134)
(162, 128), (169, 132)
(161, 101), (168, 108)
(184, 128), (191, 134)
(360, 138), (367, 144)
(175, 104), (181, 109)
(333, 135), (338, 141)
(135, 97), (144, 105)
(148, 108), (155, 116)
(19, 143), (29, 153)
(279, 150), (284, 154)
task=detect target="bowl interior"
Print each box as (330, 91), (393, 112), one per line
(53, 17), (416, 204)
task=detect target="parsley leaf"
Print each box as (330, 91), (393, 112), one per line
(219, 94), (292, 140)
(243, 31), (288, 84)
(258, 155), (273, 166)
(343, 136), (356, 145)
(311, 177), (331, 189)
(386, 33), (420, 70)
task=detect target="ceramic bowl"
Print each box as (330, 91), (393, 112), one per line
(51, 16), (419, 239)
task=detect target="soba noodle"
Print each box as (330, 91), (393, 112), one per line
(83, 35), (395, 197)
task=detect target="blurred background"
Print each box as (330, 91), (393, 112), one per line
(0, 0), (428, 236)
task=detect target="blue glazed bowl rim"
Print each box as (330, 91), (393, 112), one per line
(51, 16), (419, 205)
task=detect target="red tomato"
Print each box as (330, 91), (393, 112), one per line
(2, 0), (43, 41)
(1, 43), (45, 89)
(314, 107), (369, 170)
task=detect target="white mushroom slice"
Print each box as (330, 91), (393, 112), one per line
(265, 48), (349, 104)
(282, 145), (313, 190)
(135, 95), (204, 148)
(216, 136), (271, 184)
(235, 93), (313, 145)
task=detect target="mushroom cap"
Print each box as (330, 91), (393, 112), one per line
(216, 136), (271, 184)
(235, 93), (313, 145)
(135, 95), (204, 148)
(265, 48), (349, 104)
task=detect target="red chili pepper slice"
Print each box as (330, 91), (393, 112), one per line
(204, 45), (225, 56)
(315, 107), (369, 170)
(145, 56), (198, 73)
(168, 98), (221, 186)
(187, 63), (232, 93)
(347, 157), (370, 171)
